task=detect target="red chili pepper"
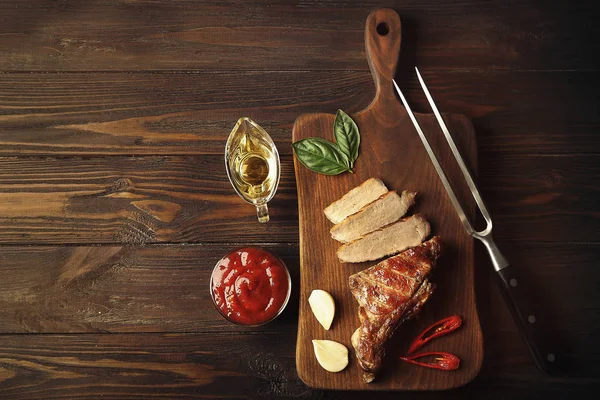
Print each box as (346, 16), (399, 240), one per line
(407, 315), (462, 354)
(399, 351), (460, 371)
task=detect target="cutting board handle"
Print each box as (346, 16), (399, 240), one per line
(365, 8), (401, 109)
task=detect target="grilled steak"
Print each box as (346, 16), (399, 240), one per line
(349, 237), (442, 383)
(330, 190), (417, 244)
(324, 178), (388, 224)
(337, 214), (430, 263)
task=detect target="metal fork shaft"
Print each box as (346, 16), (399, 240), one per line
(391, 79), (475, 235)
(415, 68), (493, 238)
(393, 75), (507, 271)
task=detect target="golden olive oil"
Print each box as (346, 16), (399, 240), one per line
(225, 118), (280, 223)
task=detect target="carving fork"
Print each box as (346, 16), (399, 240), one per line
(393, 69), (557, 374)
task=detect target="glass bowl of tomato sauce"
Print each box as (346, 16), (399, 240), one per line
(210, 247), (292, 326)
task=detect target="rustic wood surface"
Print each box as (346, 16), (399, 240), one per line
(0, 0), (598, 398)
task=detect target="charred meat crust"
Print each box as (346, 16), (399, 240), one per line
(348, 237), (443, 383)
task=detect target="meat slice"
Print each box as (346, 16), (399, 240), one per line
(330, 190), (417, 243)
(324, 178), (388, 224)
(349, 237), (442, 383)
(337, 214), (430, 263)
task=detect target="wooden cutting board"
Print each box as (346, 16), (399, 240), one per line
(293, 8), (483, 391)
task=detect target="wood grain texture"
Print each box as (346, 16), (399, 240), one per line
(0, 240), (596, 354)
(0, 72), (372, 156)
(0, 0), (598, 71)
(0, 328), (596, 400)
(1, 71), (598, 156)
(0, 155), (298, 244)
(0, 333), (315, 400)
(294, 9), (482, 390)
(0, 154), (596, 245)
(0, 0), (597, 398)
(0, 244), (300, 333)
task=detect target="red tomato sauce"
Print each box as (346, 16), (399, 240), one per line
(211, 247), (290, 325)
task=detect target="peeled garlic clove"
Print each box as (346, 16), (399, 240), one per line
(312, 339), (348, 372)
(308, 289), (335, 330)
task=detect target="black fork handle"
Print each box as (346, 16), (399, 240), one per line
(481, 235), (558, 374)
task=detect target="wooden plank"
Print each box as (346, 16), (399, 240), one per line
(0, 244), (300, 333)
(0, 71), (373, 156)
(480, 155), (600, 243)
(1, 71), (598, 156)
(0, 155), (298, 244)
(0, 154), (597, 244)
(0, 329), (598, 399)
(0, 241), (596, 342)
(0, 333), (309, 400)
(0, 1), (598, 71)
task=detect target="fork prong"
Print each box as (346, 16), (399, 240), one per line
(392, 79), (475, 235)
(415, 68), (492, 233)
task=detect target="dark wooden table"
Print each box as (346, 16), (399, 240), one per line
(0, 1), (598, 398)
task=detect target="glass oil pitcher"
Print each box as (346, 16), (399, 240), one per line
(225, 118), (280, 223)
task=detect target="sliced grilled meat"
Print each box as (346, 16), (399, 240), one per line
(324, 178), (388, 224)
(337, 214), (430, 263)
(330, 190), (417, 243)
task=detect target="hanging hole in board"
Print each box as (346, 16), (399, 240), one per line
(376, 22), (389, 36)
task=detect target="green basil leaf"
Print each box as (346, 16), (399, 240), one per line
(333, 109), (360, 168)
(292, 138), (352, 175)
